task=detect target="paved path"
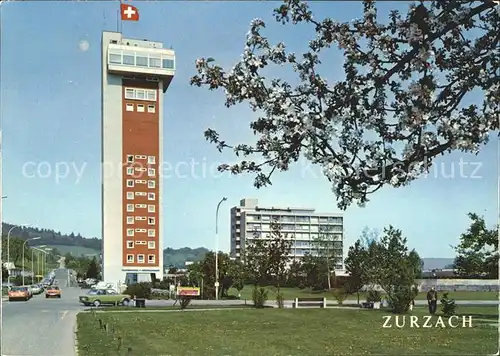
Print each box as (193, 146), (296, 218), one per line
(1, 268), (83, 356)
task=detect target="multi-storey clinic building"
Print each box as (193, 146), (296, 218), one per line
(101, 31), (175, 285)
(230, 198), (344, 269)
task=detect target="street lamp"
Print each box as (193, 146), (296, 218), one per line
(6, 224), (31, 285)
(22, 236), (41, 285)
(32, 247), (48, 282)
(215, 197), (227, 301)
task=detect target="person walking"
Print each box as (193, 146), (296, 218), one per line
(427, 287), (438, 314)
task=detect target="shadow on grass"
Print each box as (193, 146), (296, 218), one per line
(84, 304), (275, 312)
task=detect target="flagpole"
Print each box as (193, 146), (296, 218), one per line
(118, 0), (123, 34)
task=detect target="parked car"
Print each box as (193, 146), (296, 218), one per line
(30, 285), (42, 295)
(8, 286), (30, 301)
(45, 286), (61, 298)
(24, 286), (33, 298)
(79, 289), (131, 307)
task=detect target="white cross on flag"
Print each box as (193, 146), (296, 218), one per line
(120, 3), (139, 22)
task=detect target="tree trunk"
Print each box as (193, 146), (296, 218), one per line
(326, 255), (331, 290)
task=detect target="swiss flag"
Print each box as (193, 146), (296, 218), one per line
(121, 3), (139, 21)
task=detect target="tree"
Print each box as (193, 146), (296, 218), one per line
(191, 0), (498, 210)
(1, 237), (32, 267)
(313, 226), (342, 289)
(65, 256), (91, 277)
(454, 213), (498, 278)
(369, 226), (423, 313)
(189, 251), (235, 299)
(1, 264), (8, 282)
(244, 220), (293, 292)
(344, 240), (369, 304)
(300, 253), (329, 290)
(286, 260), (305, 288)
(85, 257), (99, 279)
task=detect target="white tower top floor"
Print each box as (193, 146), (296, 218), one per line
(102, 31), (175, 92)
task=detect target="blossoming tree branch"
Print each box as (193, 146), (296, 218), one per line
(191, 0), (499, 209)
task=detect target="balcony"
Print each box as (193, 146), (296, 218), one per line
(107, 44), (175, 91)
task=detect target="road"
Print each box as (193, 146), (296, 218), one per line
(1, 268), (83, 356)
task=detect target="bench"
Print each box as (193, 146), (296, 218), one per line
(293, 297), (326, 308)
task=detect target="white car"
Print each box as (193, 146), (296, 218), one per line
(30, 285), (42, 295)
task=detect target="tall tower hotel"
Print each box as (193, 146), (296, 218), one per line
(101, 31), (175, 284)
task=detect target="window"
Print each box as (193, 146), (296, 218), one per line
(148, 255), (155, 264)
(109, 52), (122, 64)
(126, 204), (134, 212)
(148, 192), (155, 201)
(127, 216), (134, 224)
(146, 90), (156, 101)
(135, 179), (147, 184)
(135, 192), (146, 196)
(149, 57), (161, 68)
(136, 56), (148, 67)
(126, 228), (134, 237)
(135, 216), (146, 221)
(148, 241), (155, 249)
(136, 167), (147, 172)
(126, 179), (134, 187)
(148, 168), (155, 177)
(137, 104), (145, 113)
(126, 167), (134, 175)
(136, 241), (147, 245)
(135, 204), (147, 208)
(127, 155), (134, 163)
(127, 241), (134, 249)
(126, 254), (134, 263)
(148, 156), (156, 164)
(136, 89), (145, 100)
(125, 88), (135, 99)
(137, 254), (145, 263)
(126, 103), (134, 112)
(148, 180), (156, 189)
(123, 88), (156, 102)
(135, 155), (147, 160)
(147, 105), (155, 113)
(148, 217), (156, 225)
(162, 58), (174, 69)
(148, 205), (156, 213)
(126, 192), (134, 200)
(148, 229), (155, 237)
(123, 53), (135, 65)
(135, 228), (146, 233)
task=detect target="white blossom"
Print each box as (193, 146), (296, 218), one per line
(191, 0), (499, 210)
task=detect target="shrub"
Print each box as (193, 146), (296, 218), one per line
(252, 286), (269, 308)
(366, 290), (382, 302)
(332, 288), (348, 305)
(276, 291), (285, 308)
(386, 286), (416, 314)
(179, 296), (191, 309)
(124, 282), (152, 299)
(440, 292), (457, 317)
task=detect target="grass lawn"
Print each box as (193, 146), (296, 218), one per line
(77, 306), (498, 356)
(228, 285), (499, 301)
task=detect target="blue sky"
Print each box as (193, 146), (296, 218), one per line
(1, 1), (497, 258)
